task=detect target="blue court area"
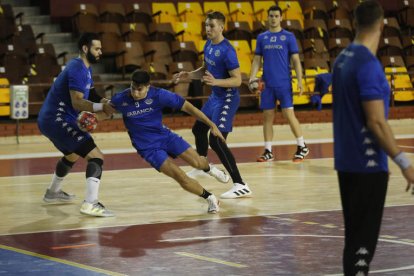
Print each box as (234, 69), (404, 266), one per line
(0, 246), (107, 276)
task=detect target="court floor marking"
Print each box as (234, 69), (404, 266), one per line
(164, 234), (414, 275)
(1, 135), (413, 160)
(51, 243), (96, 250)
(175, 252), (248, 268)
(1, 203), (412, 237)
(0, 244), (125, 276)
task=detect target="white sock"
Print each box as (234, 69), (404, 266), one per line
(296, 136), (305, 147)
(264, 142), (272, 152)
(85, 177), (100, 203)
(48, 173), (64, 192)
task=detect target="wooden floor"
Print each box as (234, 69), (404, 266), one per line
(0, 120), (413, 275)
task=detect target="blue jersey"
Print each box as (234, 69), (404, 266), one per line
(255, 30), (298, 88)
(111, 86), (185, 150)
(39, 58), (93, 121)
(203, 39), (239, 98)
(332, 43), (390, 173)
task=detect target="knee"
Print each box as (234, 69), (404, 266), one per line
(192, 156), (209, 170)
(86, 158), (104, 179)
(192, 121), (208, 137)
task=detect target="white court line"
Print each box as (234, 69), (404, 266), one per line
(1, 134), (413, 160)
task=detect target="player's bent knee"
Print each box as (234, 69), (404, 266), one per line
(86, 158), (104, 179)
(192, 121), (209, 136)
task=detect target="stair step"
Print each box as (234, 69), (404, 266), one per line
(12, 6), (40, 17)
(43, 33), (74, 44)
(53, 42), (78, 55)
(31, 24), (61, 36)
(0, 0), (31, 7)
(22, 15), (50, 25)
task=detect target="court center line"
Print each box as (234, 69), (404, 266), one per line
(175, 251), (248, 268)
(0, 244), (125, 276)
(51, 243), (96, 250)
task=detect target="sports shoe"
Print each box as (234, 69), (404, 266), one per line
(80, 201), (115, 217)
(220, 183), (252, 199)
(292, 144), (310, 163)
(206, 194), (220, 214)
(257, 149), (274, 162)
(207, 165), (230, 183)
(187, 168), (209, 178)
(43, 189), (75, 203)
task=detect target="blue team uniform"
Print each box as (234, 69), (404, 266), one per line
(332, 43), (390, 173)
(255, 29), (299, 109)
(38, 58), (93, 155)
(202, 39), (240, 132)
(111, 87), (190, 170)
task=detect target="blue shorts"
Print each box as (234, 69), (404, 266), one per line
(135, 132), (191, 171)
(201, 92), (240, 133)
(260, 86), (293, 109)
(38, 115), (92, 155)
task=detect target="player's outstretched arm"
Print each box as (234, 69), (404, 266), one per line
(172, 65), (206, 83)
(362, 99), (414, 192)
(70, 90), (115, 116)
(181, 101), (226, 142)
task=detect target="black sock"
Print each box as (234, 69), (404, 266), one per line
(200, 189), (211, 199)
(202, 164), (210, 173)
(192, 121), (210, 157)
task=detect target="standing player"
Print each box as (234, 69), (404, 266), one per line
(332, 1), (414, 274)
(111, 69), (230, 213)
(249, 6), (309, 163)
(173, 11), (252, 199)
(38, 33), (116, 217)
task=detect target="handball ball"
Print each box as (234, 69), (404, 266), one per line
(249, 78), (265, 93)
(77, 111), (98, 132)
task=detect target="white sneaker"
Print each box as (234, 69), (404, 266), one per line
(80, 201), (115, 217)
(206, 194), (220, 214)
(220, 183), (252, 199)
(43, 189), (75, 203)
(187, 168), (209, 178)
(207, 165), (230, 183)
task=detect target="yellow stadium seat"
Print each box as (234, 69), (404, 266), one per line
(278, 1), (304, 28)
(291, 70), (309, 104)
(385, 67), (414, 101)
(174, 21), (203, 44)
(152, 3), (178, 24)
(238, 53), (252, 75)
(204, 1), (229, 17)
(229, 2), (254, 29)
(198, 40), (207, 53)
(303, 68), (330, 104)
(0, 78), (10, 116)
(177, 2), (204, 23)
(253, 1), (276, 21)
(229, 40), (252, 57)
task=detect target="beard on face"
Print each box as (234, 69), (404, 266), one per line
(86, 50), (99, 64)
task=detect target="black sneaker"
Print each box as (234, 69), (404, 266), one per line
(293, 144), (310, 163)
(257, 149), (274, 162)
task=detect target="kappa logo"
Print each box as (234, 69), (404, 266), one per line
(221, 111), (228, 115)
(57, 107), (64, 112)
(77, 136), (84, 141)
(220, 117), (226, 122)
(226, 93), (232, 97)
(62, 122), (68, 128)
(218, 124), (225, 128)
(59, 102), (65, 106)
(55, 117), (62, 122)
(56, 113), (62, 116)
(365, 148), (377, 156)
(363, 137), (372, 144)
(72, 131), (78, 136)
(355, 259), (368, 267)
(264, 35), (268, 39)
(67, 127), (73, 132)
(270, 36), (277, 42)
(223, 105), (230, 110)
(366, 160), (378, 167)
(360, 127), (368, 133)
(226, 98), (231, 102)
(145, 98), (153, 105)
(356, 247), (369, 255)
(215, 50), (220, 57)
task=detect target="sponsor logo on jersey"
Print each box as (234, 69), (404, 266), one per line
(280, 35), (286, 41)
(127, 107), (154, 117)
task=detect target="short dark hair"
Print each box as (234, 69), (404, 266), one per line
(206, 11), (226, 24)
(268, 5), (282, 15)
(131, 69), (150, 85)
(78, 32), (100, 51)
(354, 0), (384, 30)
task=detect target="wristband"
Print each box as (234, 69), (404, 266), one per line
(92, 103), (103, 112)
(393, 152), (412, 170)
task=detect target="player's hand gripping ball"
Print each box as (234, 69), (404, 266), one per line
(77, 111), (98, 132)
(248, 78), (265, 94)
